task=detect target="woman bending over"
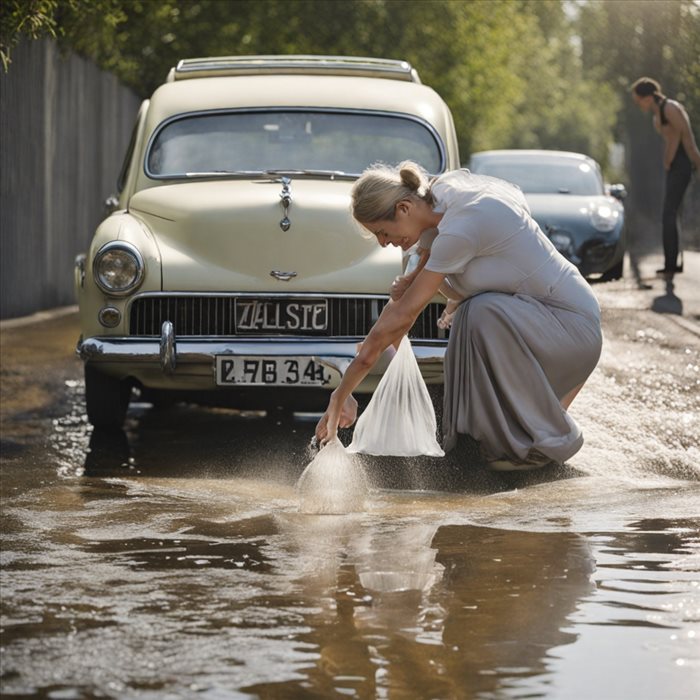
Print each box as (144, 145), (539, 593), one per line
(315, 162), (602, 470)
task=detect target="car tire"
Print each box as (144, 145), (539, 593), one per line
(84, 364), (131, 428)
(600, 258), (624, 281)
(140, 388), (178, 410)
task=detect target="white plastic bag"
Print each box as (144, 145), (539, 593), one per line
(348, 336), (444, 457)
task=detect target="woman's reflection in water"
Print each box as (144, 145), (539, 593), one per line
(83, 428), (597, 697)
(255, 518), (596, 698)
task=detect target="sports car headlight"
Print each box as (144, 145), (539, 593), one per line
(93, 242), (144, 295)
(590, 204), (620, 233)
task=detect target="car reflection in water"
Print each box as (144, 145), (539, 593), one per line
(468, 149), (627, 281)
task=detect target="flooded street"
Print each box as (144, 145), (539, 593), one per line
(1, 257), (699, 699)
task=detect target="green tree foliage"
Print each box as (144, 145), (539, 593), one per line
(3, 0), (697, 188)
(1, 0), (59, 69)
(0, 0), (625, 167)
(576, 0), (700, 248)
(506, 1), (620, 168)
(0, 0), (125, 70)
(577, 0), (699, 140)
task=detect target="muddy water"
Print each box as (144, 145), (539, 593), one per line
(1, 297), (700, 699)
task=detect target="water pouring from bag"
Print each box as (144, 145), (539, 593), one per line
(296, 438), (369, 514)
(298, 335), (442, 513)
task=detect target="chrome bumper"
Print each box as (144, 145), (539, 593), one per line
(76, 323), (447, 389)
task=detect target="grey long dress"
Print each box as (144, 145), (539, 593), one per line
(422, 170), (602, 464)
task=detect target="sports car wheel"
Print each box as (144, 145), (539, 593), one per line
(84, 364), (131, 428)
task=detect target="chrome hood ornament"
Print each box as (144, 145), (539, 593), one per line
(279, 176), (292, 231)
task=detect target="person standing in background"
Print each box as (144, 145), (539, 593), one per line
(631, 77), (700, 279)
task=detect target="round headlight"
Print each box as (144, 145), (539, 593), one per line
(590, 204), (619, 233)
(94, 242), (144, 295)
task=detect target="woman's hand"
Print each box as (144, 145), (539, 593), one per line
(315, 393), (358, 445)
(390, 275), (413, 301)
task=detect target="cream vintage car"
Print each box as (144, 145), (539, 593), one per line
(75, 55), (460, 428)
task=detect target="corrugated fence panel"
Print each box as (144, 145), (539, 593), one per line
(0, 38), (141, 319)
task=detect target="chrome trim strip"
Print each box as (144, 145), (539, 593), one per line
(174, 56), (416, 80)
(130, 291), (390, 301)
(77, 337), (446, 366)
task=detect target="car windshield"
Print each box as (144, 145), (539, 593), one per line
(470, 157), (603, 196)
(147, 110), (444, 177)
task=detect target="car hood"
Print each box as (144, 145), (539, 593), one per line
(524, 193), (621, 228)
(129, 179), (401, 292)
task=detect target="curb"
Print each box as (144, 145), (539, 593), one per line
(0, 305), (78, 331)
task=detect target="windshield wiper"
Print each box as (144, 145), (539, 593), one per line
(263, 168), (352, 179)
(185, 170), (261, 177)
(184, 168), (354, 179)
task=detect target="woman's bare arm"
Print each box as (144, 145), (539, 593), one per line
(315, 268), (445, 443)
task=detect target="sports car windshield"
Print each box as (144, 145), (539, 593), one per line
(470, 158), (603, 196)
(147, 110), (444, 177)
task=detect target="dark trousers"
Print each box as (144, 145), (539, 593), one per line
(662, 147), (692, 271)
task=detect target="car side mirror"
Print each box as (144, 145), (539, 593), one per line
(104, 194), (120, 214)
(607, 184), (627, 201)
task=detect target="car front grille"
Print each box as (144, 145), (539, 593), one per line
(129, 294), (448, 340)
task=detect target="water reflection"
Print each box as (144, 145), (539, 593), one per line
(246, 518), (596, 698)
(4, 460), (698, 698)
(83, 427), (132, 476)
(11, 377), (693, 697)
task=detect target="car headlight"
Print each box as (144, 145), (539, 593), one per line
(93, 242), (144, 295)
(590, 204), (620, 232)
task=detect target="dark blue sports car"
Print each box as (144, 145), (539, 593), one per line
(468, 149), (626, 280)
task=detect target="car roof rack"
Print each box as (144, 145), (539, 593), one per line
(166, 55), (421, 83)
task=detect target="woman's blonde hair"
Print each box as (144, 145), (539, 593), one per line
(351, 160), (433, 226)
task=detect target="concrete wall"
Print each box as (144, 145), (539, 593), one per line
(0, 38), (141, 319)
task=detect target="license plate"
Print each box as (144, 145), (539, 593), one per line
(215, 356), (332, 386)
(234, 298), (328, 334)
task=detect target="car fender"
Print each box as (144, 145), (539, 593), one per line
(77, 212), (162, 337)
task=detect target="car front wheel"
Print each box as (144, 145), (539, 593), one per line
(84, 364), (131, 428)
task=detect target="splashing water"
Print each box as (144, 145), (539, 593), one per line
(568, 339), (700, 483)
(296, 439), (369, 514)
